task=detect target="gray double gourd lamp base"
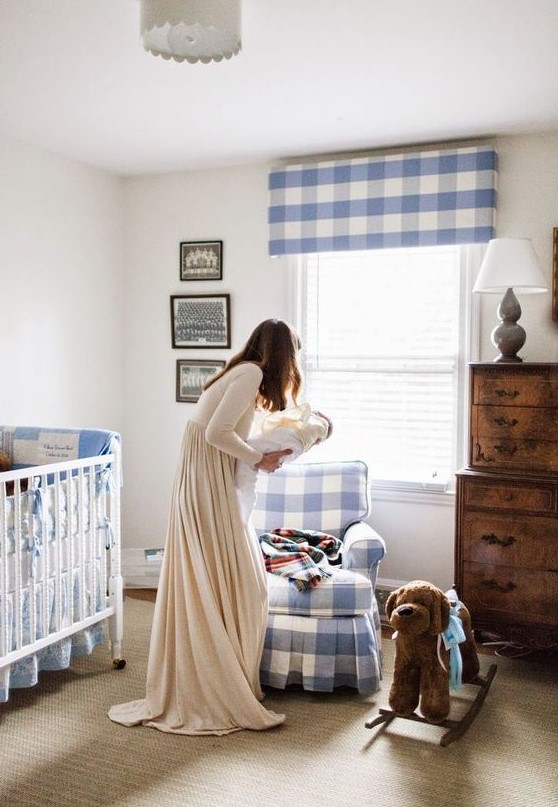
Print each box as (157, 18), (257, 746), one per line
(491, 286), (527, 362)
(473, 238), (548, 363)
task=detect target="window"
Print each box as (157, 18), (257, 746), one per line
(292, 245), (481, 492)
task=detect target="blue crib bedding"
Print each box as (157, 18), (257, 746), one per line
(0, 425), (121, 702)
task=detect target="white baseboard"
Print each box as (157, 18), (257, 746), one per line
(376, 577), (407, 593)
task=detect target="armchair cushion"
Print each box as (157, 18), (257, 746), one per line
(267, 567), (372, 617)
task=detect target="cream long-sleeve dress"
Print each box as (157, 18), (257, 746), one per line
(108, 362), (285, 735)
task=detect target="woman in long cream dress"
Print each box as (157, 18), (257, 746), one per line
(108, 320), (300, 735)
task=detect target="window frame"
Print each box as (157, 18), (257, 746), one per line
(288, 245), (483, 498)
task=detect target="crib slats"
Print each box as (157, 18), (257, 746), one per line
(0, 481), (8, 659)
(39, 473), (49, 647)
(13, 483), (22, 652)
(0, 450), (124, 688)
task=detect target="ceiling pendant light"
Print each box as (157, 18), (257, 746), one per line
(140, 0), (241, 64)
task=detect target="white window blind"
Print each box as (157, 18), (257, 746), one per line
(295, 246), (477, 491)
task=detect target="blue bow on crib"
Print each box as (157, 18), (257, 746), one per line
(98, 516), (114, 550)
(96, 466), (114, 495)
(29, 483), (44, 574)
(96, 467), (115, 549)
(440, 592), (466, 691)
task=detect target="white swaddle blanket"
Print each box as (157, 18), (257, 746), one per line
(235, 404), (330, 520)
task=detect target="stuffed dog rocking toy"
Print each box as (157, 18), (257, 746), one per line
(385, 580), (480, 724)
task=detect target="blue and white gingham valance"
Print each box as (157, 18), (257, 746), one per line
(268, 145), (497, 256)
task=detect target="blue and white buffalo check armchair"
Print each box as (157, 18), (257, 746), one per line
(252, 460), (386, 694)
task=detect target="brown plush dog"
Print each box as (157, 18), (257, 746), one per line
(385, 580), (480, 724)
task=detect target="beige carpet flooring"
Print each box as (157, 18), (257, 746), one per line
(0, 595), (557, 807)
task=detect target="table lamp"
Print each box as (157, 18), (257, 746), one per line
(473, 238), (548, 362)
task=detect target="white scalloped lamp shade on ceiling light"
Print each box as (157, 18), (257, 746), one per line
(140, 0), (241, 64)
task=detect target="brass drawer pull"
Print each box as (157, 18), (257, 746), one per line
(501, 492), (514, 502)
(494, 444), (518, 455)
(494, 389), (520, 399)
(493, 416), (519, 427)
(480, 533), (516, 547)
(481, 580), (517, 593)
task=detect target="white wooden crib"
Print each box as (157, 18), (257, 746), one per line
(0, 425), (125, 703)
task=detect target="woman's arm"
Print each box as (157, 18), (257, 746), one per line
(205, 364), (265, 464)
(206, 364), (293, 471)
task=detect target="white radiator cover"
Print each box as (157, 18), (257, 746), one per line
(123, 548), (164, 588)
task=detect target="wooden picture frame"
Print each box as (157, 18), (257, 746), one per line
(553, 228), (558, 321)
(180, 240), (223, 281)
(176, 359), (225, 402)
(170, 294), (231, 348)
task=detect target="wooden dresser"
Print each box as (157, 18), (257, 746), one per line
(455, 362), (558, 650)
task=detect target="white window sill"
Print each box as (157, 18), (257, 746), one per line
(370, 483), (456, 506)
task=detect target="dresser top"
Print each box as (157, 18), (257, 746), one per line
(469, 362), (558, 368)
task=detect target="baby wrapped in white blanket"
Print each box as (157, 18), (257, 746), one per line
(236, 403), (330, 520)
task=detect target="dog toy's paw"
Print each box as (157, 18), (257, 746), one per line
(388, 691), (419, 718)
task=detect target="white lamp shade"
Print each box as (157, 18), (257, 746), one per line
(473, 238), (548, 294)
(140, 0), (241, 64)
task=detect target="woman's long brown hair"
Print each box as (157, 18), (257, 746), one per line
(203, 319), (302, 411)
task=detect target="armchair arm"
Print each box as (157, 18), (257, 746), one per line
(341, 521), (386, 589)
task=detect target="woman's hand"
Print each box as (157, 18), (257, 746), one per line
(255, 449), (292, 473)
(313, 411), (333, 441)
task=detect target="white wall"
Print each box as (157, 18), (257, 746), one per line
(121, 164), (288, 550)
(2, 131), (557, 591)
(0, 135), (124, 430)
(477, 133), (558, 363)
(121, 132), (558, 590)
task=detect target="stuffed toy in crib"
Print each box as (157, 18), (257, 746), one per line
(0, 451), (10, 473)
(385, 580), (480, 724)
(0, 450), (29, 495)
(235, 403), (331, 519)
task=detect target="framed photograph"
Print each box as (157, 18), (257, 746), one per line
(176, 359), (225, 402)
(170, 294), (231, 348)
(180, 240), (223, 281)
(553, 228), (558, 321)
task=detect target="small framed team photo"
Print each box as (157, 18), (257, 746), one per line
(170, 294), (231, 348)
(176, 359), (225, 403)
(180, 240), (223, 281)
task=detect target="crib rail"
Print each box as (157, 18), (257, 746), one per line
(0, 450), (123, 677)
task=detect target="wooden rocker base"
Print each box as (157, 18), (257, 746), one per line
(365, 663), (497, 746)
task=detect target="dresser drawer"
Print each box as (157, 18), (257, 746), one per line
(460, 513), (558, 570)
(462, 562), (558, 627)
(473, 370), (558, 407)
(473, 405), (558, 440)
(460, 477), (555, 512)
(471, 436), (558, 473)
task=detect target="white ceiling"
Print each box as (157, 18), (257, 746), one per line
(1, 0), (558, 177)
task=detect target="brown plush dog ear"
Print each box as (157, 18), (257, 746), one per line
(385, 590), (398, 620)
(429, 589), (450, 635)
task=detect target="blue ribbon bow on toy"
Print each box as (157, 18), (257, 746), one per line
(439, 588), (467, 690)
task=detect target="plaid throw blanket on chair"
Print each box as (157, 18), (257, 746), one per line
(259, 528), (342, 591)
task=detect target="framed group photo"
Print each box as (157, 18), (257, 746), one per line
(170, 294), (231, 348)
(176, 359), (225, 402)
(180, 240), (223, 281)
